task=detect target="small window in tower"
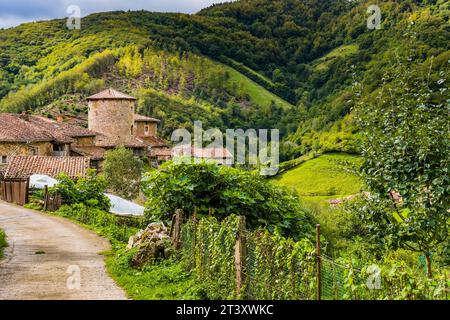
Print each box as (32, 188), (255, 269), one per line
(131, 125), (134, 135)
(1, 156), (8, 164)
(144, 125), (149, 135)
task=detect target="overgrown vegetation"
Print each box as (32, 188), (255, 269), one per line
(143, 161), (316, 240)
(51, 169), (110, 211)
(103, 146), (144, 200)
(0, 229), (6, 259)
(353, 54), (449, 277)
(1, 0), (447, 159)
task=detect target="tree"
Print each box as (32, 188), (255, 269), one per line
(142, 161), (315, 240)
(353, 55), (449, 277)
(103, 146), (144, 200)
(52, 169), (110, 211)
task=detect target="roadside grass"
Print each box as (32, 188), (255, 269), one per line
(40, 204), (199, 300)
(105, 248), (202, 300)
(0, 229), (6, 259)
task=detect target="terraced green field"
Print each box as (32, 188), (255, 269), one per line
(273, 153), (363, 203)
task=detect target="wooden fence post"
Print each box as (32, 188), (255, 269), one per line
(316, 224), (322, 301)
(43, 185), (48, 211)
(171, 209), (183, 250)
(235, 215), (247, 298)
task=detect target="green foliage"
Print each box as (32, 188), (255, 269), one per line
(52, 169), (110, 211)
(330, 252), (449, 300)
(54, 203), (137, 243)
(1, 1), (447, 160)
(142, 161), (316, 240)
(103, 146), (144, 200)
(0, 229), (6, 259)
(106, 249), (203, 300)
(181, 215), (317, 300)
(353, 54), (449, 268)
(273, 153), (362, 198)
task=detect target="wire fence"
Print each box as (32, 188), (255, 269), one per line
(179, 214), (449, 300)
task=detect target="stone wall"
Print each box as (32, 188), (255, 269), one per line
(74, 136), (95, 146)
(0, 141), (53, 158)
(134, 122), (157, 137)
(88, 99), (135, 144)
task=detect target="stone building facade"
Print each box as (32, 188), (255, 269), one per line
(0, 88), (171, 175)
(87, 89), (137, 145)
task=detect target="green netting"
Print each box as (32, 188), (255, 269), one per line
(180, 216), (449, 300)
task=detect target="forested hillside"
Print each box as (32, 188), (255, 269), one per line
(0, 0), (448, 160)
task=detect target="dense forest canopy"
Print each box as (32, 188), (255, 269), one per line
(0, 0), (448, 160)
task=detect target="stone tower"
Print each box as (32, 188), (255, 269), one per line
(87, 88), (136, 144)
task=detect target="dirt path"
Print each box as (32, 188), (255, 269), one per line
(0, 201), (126, 300)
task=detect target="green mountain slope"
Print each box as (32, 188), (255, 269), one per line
(0, 0), (448, 159)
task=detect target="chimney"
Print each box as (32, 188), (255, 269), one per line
(56, 115), (64, 123)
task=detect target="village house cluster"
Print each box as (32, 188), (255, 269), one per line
(0, 88), (234, 180)
(0, 88), (171, 179)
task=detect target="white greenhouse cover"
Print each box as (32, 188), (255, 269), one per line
(104, 193), (145, 216)
(29, 174), (144, 216)
(29, 174), (59, 189)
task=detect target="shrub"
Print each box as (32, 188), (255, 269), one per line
(142, 161), (316, 240)
(103, 146), (144, 200)
(51, 169), (110, 211)
(55, 204), (135, 243)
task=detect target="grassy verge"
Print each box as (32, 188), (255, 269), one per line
(39, 204), (200, 300)
(105, 248), (201, 300)
(0, 229), (6, 259)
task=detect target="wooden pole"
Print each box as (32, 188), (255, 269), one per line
(172, 209), (183, 250)
(316, 224), (322, 300)
(425, 252), (433, 278)
(235, 216), (247, 298)
(43, 185), (48, 211)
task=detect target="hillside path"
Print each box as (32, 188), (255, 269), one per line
(0, 201), (126, 300)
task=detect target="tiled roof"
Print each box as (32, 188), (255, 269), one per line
(137, 135), (169, 147)
(0, 113), (96, 143)
(94, 134), (148, 148)
(134, 114), (160, 123)
(71, 146), (106, 160)
(87, 88), (136, 100)
(4, 156), (89, 179)
(0, 114), (54, 142)
(30, 116), (96, 142)
(172, 146), (233, 159)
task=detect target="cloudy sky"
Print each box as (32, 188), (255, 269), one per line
(0, 0), (228, 29)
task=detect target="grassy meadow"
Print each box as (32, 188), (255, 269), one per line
(273, 153), (363, 251)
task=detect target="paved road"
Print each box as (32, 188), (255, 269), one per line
(0, 201), (126, 300)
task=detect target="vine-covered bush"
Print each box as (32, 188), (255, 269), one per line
(143, 161), (316, 240)
(182, 216), (240, 299)
(181, 215), (317, 300)
(51, 169), (110, 211)
(181, 215), (448, 300)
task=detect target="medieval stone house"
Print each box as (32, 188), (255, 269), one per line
(0, 88), (170, 176)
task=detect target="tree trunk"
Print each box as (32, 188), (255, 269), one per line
(425, 252), (432, 278)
